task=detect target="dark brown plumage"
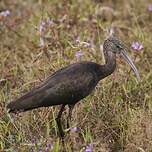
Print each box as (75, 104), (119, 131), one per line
(7, 35), (140, 139)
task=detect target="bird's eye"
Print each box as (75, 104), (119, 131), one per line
(116, 44), (123, 49)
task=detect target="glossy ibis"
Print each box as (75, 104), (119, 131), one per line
(7, 35), (140, 140)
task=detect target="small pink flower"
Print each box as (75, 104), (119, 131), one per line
(0, 10), (10, 17)
(148, 4), (152, 12)
(39, 21), (46, 34)
(70, 127), (80, 133)
(39, 18), (53, 34)
(75, 50), (84, 58)
(85, 144), (93, 152)
(76, 37), (80, 44)
(38, 18), (53, 47)
(131, 42), (143, 51)
(47, 18), (54, 26)
(45, 143), (53, 151)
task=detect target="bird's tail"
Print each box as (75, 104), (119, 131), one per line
(7, 90), (45, 113)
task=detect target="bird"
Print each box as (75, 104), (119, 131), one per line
(6, 35), (140, 140)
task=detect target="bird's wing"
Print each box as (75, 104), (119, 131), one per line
(7, 62), (97, 111)
(24, 62), (96, 104)
(41, 67), (96, 105)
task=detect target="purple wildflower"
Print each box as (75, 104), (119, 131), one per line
(45, 143), (53, 152)
(39, 21), (46, 33)
(0, 10), (10, 17)
(39, 18), (53, 47)
(76, 37), (80, 44)
(75, 50), (84, 58)
(39, 18), (53, 34)
(131, 42), (143, 51)
(85, 144), (93, 152)
(31, 136), (36, 144)
(47, 18), (54, 26)
(38, 148), (43, 152)
(70, 127), (80, 133)
(48, 143), (53, 149)
(148, 4), (152, 12)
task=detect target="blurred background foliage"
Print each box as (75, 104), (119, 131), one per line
(0, 0), (152, 151)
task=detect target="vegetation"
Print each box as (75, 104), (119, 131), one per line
(0, 0), (152, 151)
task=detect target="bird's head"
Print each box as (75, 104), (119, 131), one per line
(103, 35), (140, 81)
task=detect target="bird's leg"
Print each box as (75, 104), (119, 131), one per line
(56, 104), (66, 140)
(67, 104), (74, 129)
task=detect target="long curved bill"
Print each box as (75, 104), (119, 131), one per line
(121, 50), (140, 81)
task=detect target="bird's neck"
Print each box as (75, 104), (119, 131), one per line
(98, 51), (116, 80)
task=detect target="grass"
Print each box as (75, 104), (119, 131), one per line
(0, 0), (152, 151)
